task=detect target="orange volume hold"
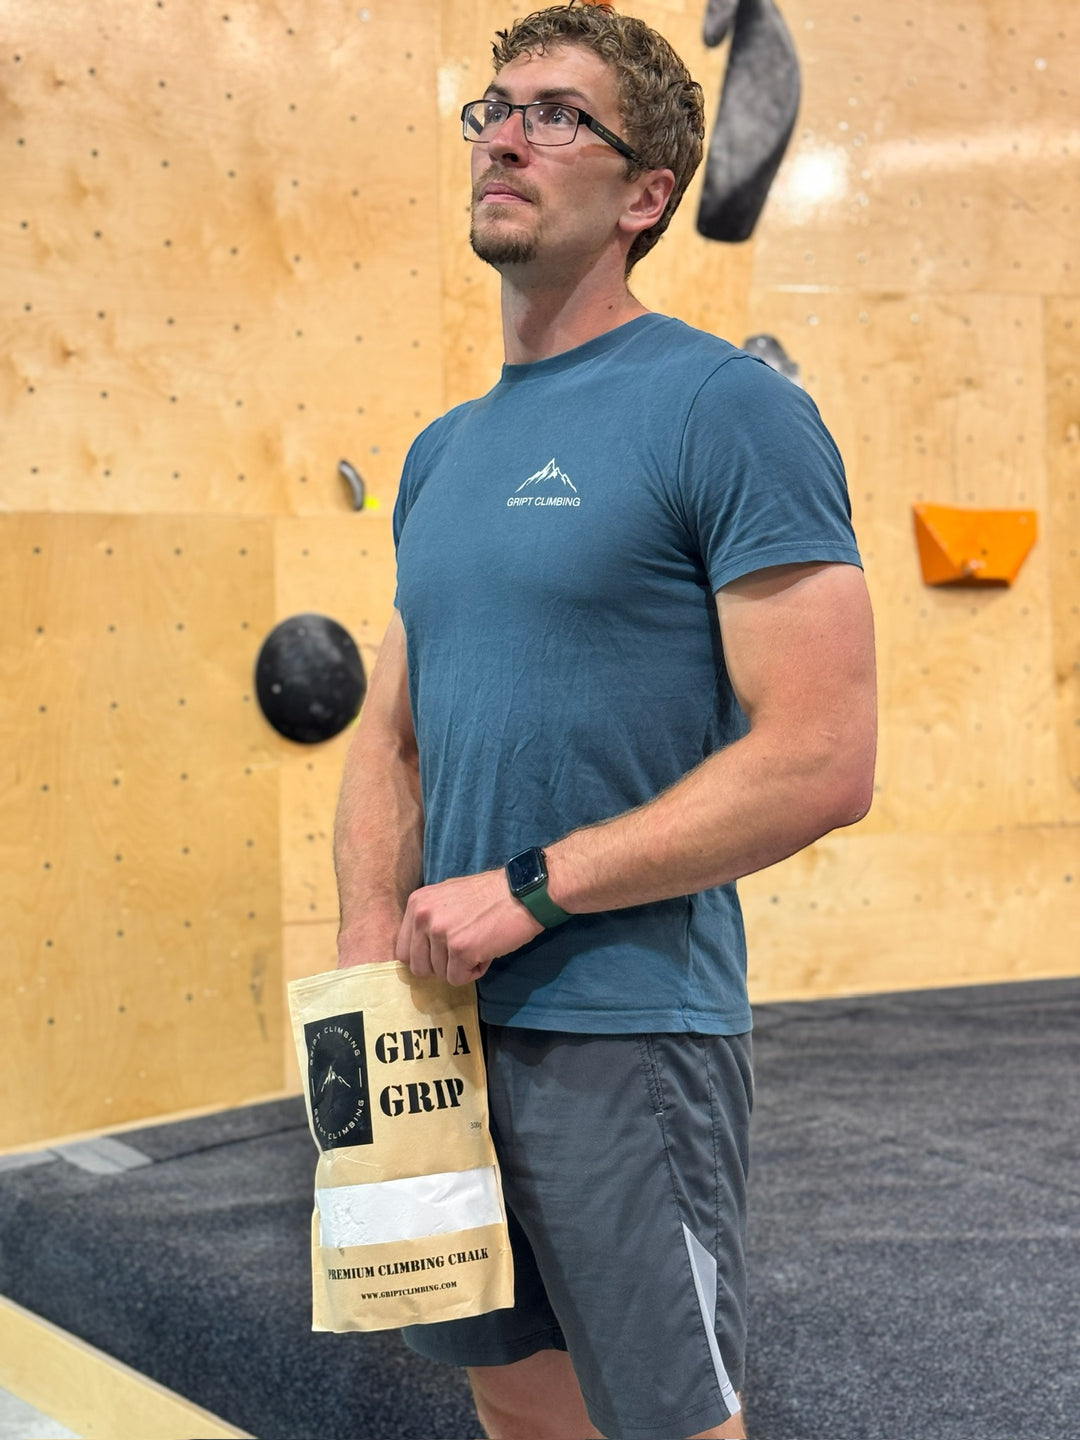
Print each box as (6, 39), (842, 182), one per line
(912, 503), (1038, 586)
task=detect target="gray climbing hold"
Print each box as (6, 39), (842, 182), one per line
(697, 0), (801, 243)
(703, 0), (739, 47)
(743, 333), (803, 388)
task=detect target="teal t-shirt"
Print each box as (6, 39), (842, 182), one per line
(393, 313), (861, 1034)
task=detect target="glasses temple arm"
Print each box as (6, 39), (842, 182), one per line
(582, 114), (642, 164)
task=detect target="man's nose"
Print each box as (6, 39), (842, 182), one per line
(485, 109), (530, 164)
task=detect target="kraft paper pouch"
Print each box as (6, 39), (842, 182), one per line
(288, 961), (514, 1332)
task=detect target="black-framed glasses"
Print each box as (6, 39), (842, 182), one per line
(461, 98), (642, 164)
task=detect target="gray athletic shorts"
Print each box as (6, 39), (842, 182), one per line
(402, 1025), (753, 1440)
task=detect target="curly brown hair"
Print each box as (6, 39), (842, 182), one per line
(491, 2), (705, 271)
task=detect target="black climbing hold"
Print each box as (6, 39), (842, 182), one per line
(255, 614), (366, 743)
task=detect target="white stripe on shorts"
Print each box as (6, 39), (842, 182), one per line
(317, 1166), (502, 1248)
(682, 1222), (741, 1417)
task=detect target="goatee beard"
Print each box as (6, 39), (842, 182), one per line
(469, 219), (537, 268)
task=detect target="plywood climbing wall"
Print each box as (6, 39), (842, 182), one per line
(1, 0), (436, 1147)
(735, 0), (1080, 996)
(1, 514), (281, 1140)
(3, 0), (1078, 1146)
(3, 0), (443, 515)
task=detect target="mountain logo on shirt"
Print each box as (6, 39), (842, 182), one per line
(516, 458), (577, 493)
(507, 458), (581, 508)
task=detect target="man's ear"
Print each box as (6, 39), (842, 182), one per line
(621, 168), (676, 237)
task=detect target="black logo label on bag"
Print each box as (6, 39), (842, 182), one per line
(305, 1010), (374, 1149)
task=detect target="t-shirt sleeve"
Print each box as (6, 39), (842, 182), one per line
(392, 435), (424, 551)
(392, 427), (436, 609)
(393, 403), (469, 551)
(677, 354), (862, 591)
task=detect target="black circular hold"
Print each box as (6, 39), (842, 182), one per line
(255, 613), (366, 743)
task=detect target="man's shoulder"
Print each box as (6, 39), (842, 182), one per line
(628, 315), (779, 395)
(616, 313), (735, 364)
(416, 393), (486, 441)
(613, 321), (824, 453)
(403, 391), (490, 471)
(646, 313), (738, 353)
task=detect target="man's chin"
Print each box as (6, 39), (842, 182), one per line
(469, 219), (537, 268)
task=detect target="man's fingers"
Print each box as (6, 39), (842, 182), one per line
(447, 953), (490, 987)
(426, 930), (450, 981)
(408, 923), (435, 977)
(394, 910), (414, 967)
(395, 872), (528, 985)
(398, 890), (453, 979)
(395, 901), (433, 973)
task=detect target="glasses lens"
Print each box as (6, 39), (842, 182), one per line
(526, 102), (580, 145)
(463, 101), (508, 140)
(461, 100), (581, 145)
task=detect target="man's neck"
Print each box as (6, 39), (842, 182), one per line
(498, 258), (649, 365)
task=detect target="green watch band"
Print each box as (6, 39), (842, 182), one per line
(505, 847), (572, 929)
(518, 883), (572, 928)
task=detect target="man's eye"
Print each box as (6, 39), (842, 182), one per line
(538, 104), (576, 127)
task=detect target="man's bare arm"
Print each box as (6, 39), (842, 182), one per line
(334, 610), (424, 967)
(397, 562), (876, 984)
(549, 560), (876, 908)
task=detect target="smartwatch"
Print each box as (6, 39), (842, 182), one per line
(505, 847), (571, 928)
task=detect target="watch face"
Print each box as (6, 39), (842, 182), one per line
(506, 848), (546, 895)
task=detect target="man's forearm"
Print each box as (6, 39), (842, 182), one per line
(335, 724), (424, 964)
(333, 613), (425, 967)
(392, 718), (873, 988)
(546, 565), (877, 915)
(544, 717), (874, 916)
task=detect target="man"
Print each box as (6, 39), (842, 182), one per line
(334, 4), (876, 1437)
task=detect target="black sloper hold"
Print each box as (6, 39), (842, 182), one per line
(256, 613), (367, 743)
